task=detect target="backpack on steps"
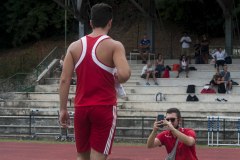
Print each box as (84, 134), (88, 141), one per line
(162, 69), (170, 78)
(218, 83), (226, 94)
(186, 85), (195, 93)
(156, 92), (166, 102)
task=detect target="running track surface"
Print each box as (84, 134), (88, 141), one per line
(1, 142), (240, 160)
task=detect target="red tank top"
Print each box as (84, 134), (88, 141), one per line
(74, 35), (117, 107)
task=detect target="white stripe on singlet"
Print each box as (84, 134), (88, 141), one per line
(75, 36), (87, 69)
(91, 35), (115, 74)
(103, 105), (117, 155)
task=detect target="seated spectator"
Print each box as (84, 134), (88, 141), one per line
(155, 54), (165, 78)
(220, 64), (232, 94)
(141, 62), (158, 86)
(209, 70), (221, 88)
(176, 55), (189, 78)
(211, 47), (226, 70)
(215, 75), (226, 94)
(139, 34), (151, 64)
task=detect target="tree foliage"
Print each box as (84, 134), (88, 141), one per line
(2, 0), (75, 48)
(2, 0), (240, 48)
(155, 0), (225, 37)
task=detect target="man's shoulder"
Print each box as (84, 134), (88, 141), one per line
(68, 40), (82, 52)
(180, 128), (196, 134)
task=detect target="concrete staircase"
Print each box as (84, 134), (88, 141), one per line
(0, 59), (240, 144)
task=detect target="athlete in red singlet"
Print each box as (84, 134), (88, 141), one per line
(59, 3), (131, 160)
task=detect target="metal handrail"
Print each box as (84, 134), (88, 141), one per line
(35, 47), (62, 78)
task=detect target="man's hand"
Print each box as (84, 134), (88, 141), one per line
(59, 110), (70, 128)
(161, 119), (175, 131)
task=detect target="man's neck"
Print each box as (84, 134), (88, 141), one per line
(89, 28), (108, 37)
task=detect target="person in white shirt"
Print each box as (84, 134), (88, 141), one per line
(141, 62), (158, 86)
(211, 47), (226, 70)
(180, 32), (192, 63)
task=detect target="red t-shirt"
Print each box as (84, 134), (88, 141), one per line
(157, 128), (198, 160)
(74, 35), (117, 107)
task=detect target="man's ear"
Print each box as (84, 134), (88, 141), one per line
(108, 19), (112, 28)
(90, 20), (94, 28)
(178, 118), (182, 124)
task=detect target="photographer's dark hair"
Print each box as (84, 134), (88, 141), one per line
(91, 3), (113, 28)
(166, 108), (181, 119)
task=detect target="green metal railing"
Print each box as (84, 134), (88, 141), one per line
(35, 47), (62, 78)
(0, 47), (64, 92)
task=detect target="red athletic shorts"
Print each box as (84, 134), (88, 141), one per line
(74, 105), (117, 155)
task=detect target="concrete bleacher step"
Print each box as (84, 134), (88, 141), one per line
(9, 90), (240, 101)
(41, 77), (240, 86)
(129, 63), (240, 70)
(0, 100), (74, 108)
(35, 85), (76, 92)
(9, 92), (75, 100)
(0, 115), (58, 126)
(2, 92), (132, 102)
(0, 107), (61, 115)
(125, 79), (240, 86)
(117, 102), (239, 117)
(124, 93), (240, 102)
(123, 85), (240, 94)
(130, 70), (240, 79)
(35, 84), (133, 93)
(45, 70), (240, 84)
(124, 85), (240, 96)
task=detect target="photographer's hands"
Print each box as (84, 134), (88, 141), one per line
(155, 118), (175, 131)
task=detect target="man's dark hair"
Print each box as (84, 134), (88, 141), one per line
(91, 3), (113, 28)
(166, 108), (181, 119)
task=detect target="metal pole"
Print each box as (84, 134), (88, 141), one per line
(217, 117), (220, 146)
(29, 112), (32, 136)
(238, 119), (240, 145)
(142, 117), (144, 143)
(207, 117), (210, 146)
(223, 119), (226, 140)
(211, 117), (214, 146)
(65, 0), (67, 53)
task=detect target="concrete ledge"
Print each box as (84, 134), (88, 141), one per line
(123, 93), (240, 102)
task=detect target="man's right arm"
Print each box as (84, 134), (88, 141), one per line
(59, 43), (75, 128)
(113, 41), (131, 83)
(147, 121), (162, 148)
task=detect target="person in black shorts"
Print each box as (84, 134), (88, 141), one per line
(211, 47), (226, 70)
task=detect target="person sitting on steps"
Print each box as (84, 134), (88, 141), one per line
(176, 55), (189, 78)
(220, 64), (232, 94)
(209, 72), (220, 89)
(155, 54), (165, 78)
(139, 34), (151, 64)
(141, 61), (158, 86)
